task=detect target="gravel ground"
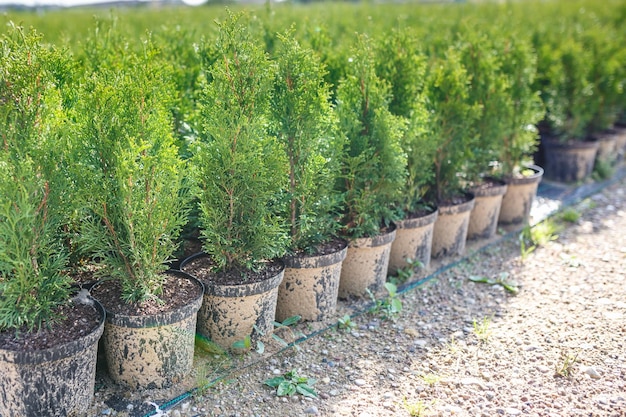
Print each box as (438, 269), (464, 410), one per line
(87, 174), (626, 417)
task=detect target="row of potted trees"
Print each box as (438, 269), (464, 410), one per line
(2, 3), (626, 414)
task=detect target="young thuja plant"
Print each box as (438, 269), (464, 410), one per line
(495, 35), (544, 177)
(335, 34), (407, 238)
(376, 28), (435, 215)
(424, 47), (481, 202)
(533, 25), (594, 141)
(583, 25), (624, 134)
(0, 26), (72, 332)
(270, 29), (342, 254)
(457, 30), (513, 183)
(72, 38), (189, 304)
(192, 11), (288, 275)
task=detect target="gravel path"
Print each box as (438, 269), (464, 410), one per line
(88, 174), (626, 417)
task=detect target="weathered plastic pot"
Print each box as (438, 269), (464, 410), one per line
(96, 271), (203, 389)
(498, 165), (544, 225)
(338, 224), (396, 299)
(468, 180), (508, 240)
(180, 253), (284, 351)
(594, 130), (618, 165)
(432, 194), (475, 259)
(388, 209), (438, 275)
(543, 139), (598, 183)
(614, 125), (626, 163)
(276, 241), (348, 322)
(0, 300), (105, 417)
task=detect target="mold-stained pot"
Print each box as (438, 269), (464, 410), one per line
(0, 300), (105, 417)
(388, 209), (438, 276)
(338, 224), (396, 299)
(432, 194), (475, 259)
(276, 240), (348, 323)
(613, 125), (626, 160)
(594, 130), (618, 165)
(498, 165), (544, 225)
(180, 253), (284, 352)
(96, 271), (203, 389)
(542, 138), (598, 183)
(468, 180), (508, 240)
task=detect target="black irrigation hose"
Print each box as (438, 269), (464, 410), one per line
(141, 167), (626, 417)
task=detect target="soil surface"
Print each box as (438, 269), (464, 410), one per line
(0, 300), (102, 351)
(91, 272), (203, 317)
(85, 174), (626, 417)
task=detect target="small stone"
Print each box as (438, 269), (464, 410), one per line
(181, 402), (190, 412)
(272, 369), (282, 375)
(101, 410), (112, 416)
(304, 406), (319, 415)
(319, 393), (329, 400)
(485, 391), (496, 401)
(537, 365), (550, 373)
(171, 411), (181, 417)
(404, 328), (419, 337)
(321, 377), (330, 384)
(505, 408), (521, 415)
(584, 366), (602, 379)
(383, 392), (394, 399)
(415, 339), (428, 348)
(126, 404), (134, 411)
(329, 389), (340, 397)
(354, 379), (367, 386)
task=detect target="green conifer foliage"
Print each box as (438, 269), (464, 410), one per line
(424, 48), (481, 202)
(270, 30), (342, 253)
(335, 34), (407, 238)
(193, 12), (288, 274)
(376, 28), (434, 214)
(0, 25), (71, 331)
(72, 37), (188, 304)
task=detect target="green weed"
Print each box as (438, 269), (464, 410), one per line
(264, 370), (317, 398)
(472, 316), (492, 343)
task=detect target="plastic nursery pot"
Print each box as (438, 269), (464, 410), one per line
(594, 130), (619, 165)
(0, 300), (105, 417)
(338, 224), (397, 299)
(498, 165), (544, 225)
(180, 253), (284, 351)
(542, 138), (599, 183)
(94, 271), (203, 389)
(431, 193), (476, 259)
(387, 209), (438, 275)
(468, 179), (508, 240)
(276, 240), (348, 323)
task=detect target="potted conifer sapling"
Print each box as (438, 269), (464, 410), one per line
(494, 36), (545, 225)
(0, 26), (105, 416)
(182, 13), (288, 351)
(335, 34), (406, 298)
(425, 48), (481, 258)
(73, 38), (202, 389)
(457, 33), (510, 240)
(375, 28), (439, 275)
(270, 31), (347, 323)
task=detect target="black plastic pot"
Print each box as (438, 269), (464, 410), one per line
(543, 138), (599, 183)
